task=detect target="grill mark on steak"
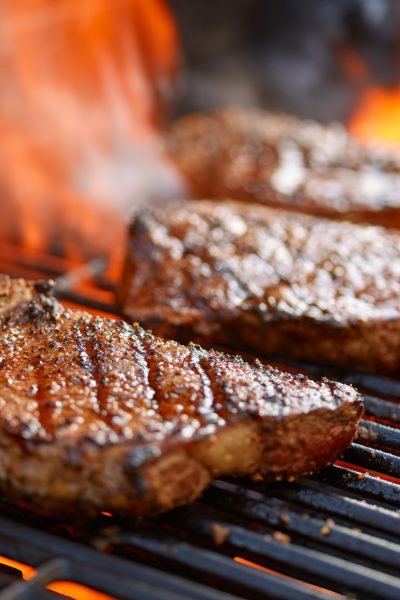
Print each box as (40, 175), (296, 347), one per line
(0, 276), (363, 516)
(187, 347), (215, 417)
(195, 351), (244, 426)
(134, 332), (163, 416)
(118, 200), (400, 373)
(34, 360), (53, 440)
(84, 332), (114, 425)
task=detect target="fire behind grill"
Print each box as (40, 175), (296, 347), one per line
(1, 242), (400, 600)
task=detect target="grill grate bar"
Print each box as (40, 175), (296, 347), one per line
(157, 506), (400, 599)
(362, 395), (400, 423)
(0, 587), (57, 600)
(210, 478), (400, 534)
(259, 479), (400, 536)
(358, 419), (400, 449)
(342, 444), (400, 477)
(118, 533), (334, 600)
(317, 465), (400, 506)
(199, 482), (400, 571)
(343, 374), (400, 399)
(56, 289), (117, 314)
(122, 528), (400, 600)
(0, 517), (235, 600)
(0, 241), (74, 273)
(0, 560), (77, 600)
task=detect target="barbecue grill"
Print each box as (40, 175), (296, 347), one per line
(0, 241), (399, 600)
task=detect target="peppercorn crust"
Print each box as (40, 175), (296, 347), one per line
(167, 107), (400, 227)
(118, 200), (400, 373)
(0, 276), (362, 516)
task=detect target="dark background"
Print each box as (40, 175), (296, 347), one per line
(168, 0), (400, 122)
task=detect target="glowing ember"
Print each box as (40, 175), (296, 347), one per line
(0, 555), (36, 580)
(48, 581), (114, 600)
(0, 555), (114, 599)
(234, 557), (342, 597)
(349, 85), (400, 147)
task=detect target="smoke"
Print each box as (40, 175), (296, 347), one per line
(0, 0), (183, 259)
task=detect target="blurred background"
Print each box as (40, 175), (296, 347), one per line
(0, 0), (399, 264)
(172, 0), (400, 131)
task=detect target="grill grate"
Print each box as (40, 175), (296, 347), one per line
(1, 248), (400, 599)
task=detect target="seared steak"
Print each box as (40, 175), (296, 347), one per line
(167, 108), (400, 227)
(119, 200), (400, 373)
(0, 276), (362, 516)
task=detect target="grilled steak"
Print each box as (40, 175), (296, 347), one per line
(167, 108), (400, 227)
(0, 275), (362, 516)
(119, 200), (400, 373)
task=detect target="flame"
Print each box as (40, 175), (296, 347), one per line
(48, 581), (114, 600)
(0, 0), (180, 263)
(0, 555), (36, 580)
(349, 85), (400, 147)
(0, 555), (114, 599)
(234, 557), (342, 598)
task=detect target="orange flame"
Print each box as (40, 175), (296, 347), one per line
(0, 555), (36, 580)
(234, 557), (342, 598)
(349, 85), (400, 147)
(0, 555), (114, 599)
(48, 581), (114, 600)
(0, 0), (180, 263)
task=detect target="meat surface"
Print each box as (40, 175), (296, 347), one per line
(167, 108), (400, 227)
(0, 276), (362, 516)
(118, 200), (400, 373)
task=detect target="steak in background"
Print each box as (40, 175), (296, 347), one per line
(0, 276), (362, 516)
(167, 108), (400, 228)
(119, 200), (400, 373)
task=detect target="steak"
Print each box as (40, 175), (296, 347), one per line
(167, 108), (400, 227)
(0, 276), (362, 516)
(118, 200), (400, 373)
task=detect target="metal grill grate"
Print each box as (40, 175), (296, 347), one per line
(1, 245), (400, 599)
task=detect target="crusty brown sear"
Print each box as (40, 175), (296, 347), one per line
(118, 200), (400, 373)
(167, 108), (400, 227)
(0, 276), (362, 516)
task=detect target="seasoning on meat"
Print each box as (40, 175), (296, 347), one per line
(119, 200), (400, 372)
(168, 108), (400, 227)
(0, 276), (362, 516)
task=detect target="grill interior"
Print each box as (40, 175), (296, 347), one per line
(1, 242), (400, 600)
